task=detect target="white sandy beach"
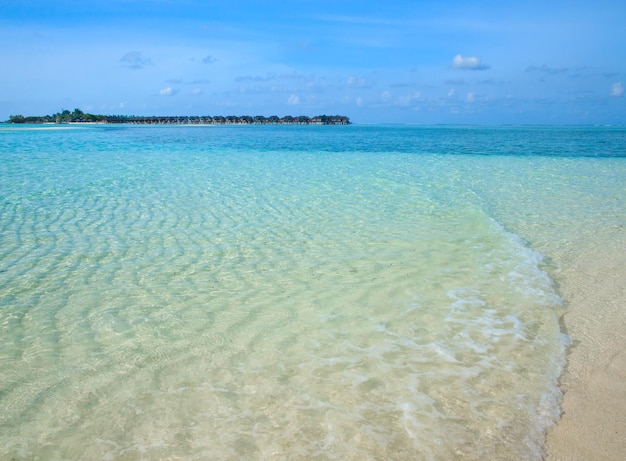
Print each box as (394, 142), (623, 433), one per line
(546, 228), (626, 460)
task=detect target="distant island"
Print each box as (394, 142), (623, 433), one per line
(5, 109), (351, 125)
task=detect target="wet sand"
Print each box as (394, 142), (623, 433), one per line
(545, 229), (626, 460)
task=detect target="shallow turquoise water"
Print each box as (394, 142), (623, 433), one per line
(1, 124), (625, 460)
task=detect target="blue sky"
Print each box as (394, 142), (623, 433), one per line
(1, 0), (624, 124)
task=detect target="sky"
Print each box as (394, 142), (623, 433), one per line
(1, 0), (625, 124)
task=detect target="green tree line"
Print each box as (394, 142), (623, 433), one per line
(5, 109), (350, 125)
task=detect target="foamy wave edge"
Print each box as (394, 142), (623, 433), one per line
(489, 217), (571, 459)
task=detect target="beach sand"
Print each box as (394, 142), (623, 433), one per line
(545, 228), (626, 460)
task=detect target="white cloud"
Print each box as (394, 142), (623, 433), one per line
(396, 92), (421, 106)
(611, 82), (624, 97)
(466, 92), (475, 102)
(288, 94), (300, 105)
(451, 54), (489, 71)
(159, 87), (176, 96)
(192, 88), (203, 95)
(347, 76), (368, 88)
(448, 88), (456, 97)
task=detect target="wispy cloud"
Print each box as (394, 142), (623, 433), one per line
(395, 92), (421, 107)
(524, 64), (568, 74)
(477, 78), (505, 85)
(235, 74), (276, 83)
(346, 76), (370, 88)
(287, 94), (300, 105)
(315, 14), (410, 27)
(202, 54), (216, 64)
(445, 78), (465, 85)
(235, 72), (310, 83)
(451, 54), (490, 71)
(611, 82), (624, 97)
(120, 51), (151, 69)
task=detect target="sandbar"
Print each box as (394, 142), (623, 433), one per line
(545, 228), (626, 460)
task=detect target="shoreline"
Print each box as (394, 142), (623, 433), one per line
(545, 228), (626, 460)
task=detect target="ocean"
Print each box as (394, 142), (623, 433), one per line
(1, 124), (625, 460)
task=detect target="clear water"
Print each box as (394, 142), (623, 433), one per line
(1, 124), (625, 460)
